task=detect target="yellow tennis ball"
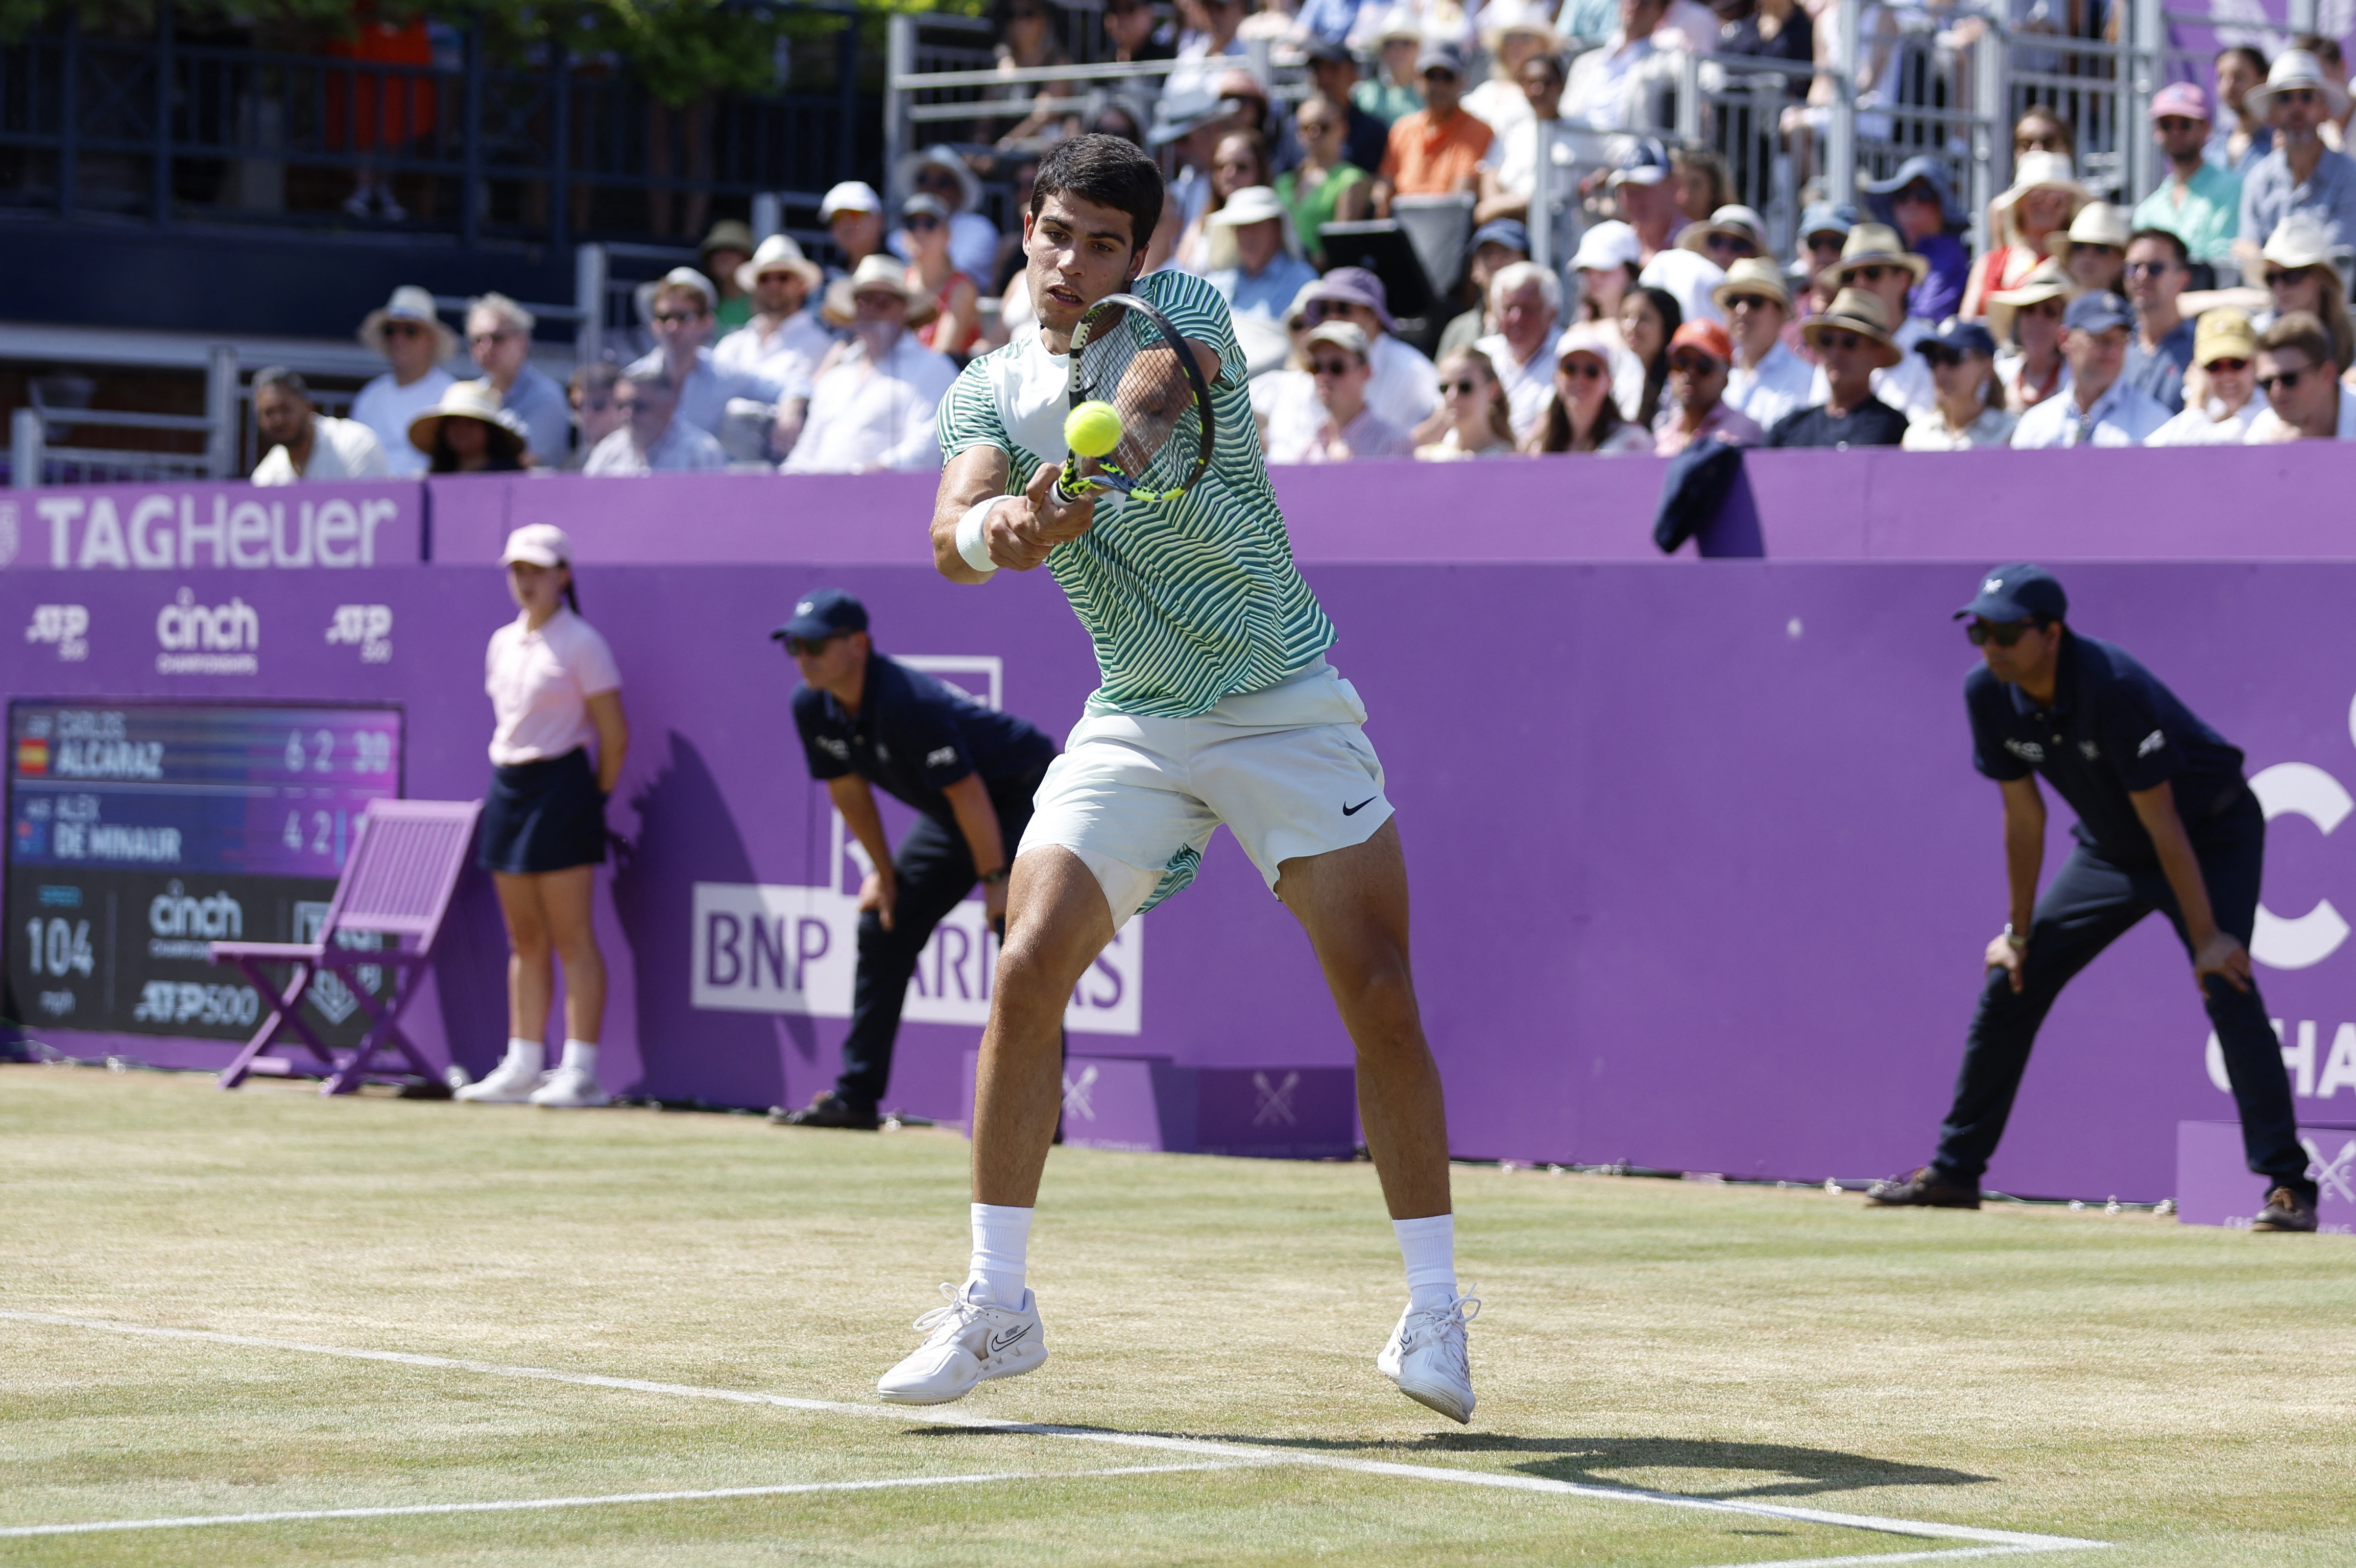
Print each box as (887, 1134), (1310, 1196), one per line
(1064, 400), (1124, 459)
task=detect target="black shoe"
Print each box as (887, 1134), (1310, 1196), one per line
(770, 1094), (880, 1131)
(2250, 1187), (2319, 1232)
(1865, 1167), (1981, 1209)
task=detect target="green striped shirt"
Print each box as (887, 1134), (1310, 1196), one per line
(938, 269), (1334, 719)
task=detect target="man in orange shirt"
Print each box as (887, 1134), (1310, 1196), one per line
(1374, 43), (1495, 215)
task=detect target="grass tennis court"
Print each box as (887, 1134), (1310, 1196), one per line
(3, 1065), (2352, 1567)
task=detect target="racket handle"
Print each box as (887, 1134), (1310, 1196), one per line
(1054, 465), (1102, 501)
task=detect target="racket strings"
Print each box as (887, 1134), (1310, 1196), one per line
(1078, 323), (1201, 494)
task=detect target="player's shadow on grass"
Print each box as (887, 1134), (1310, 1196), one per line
(909, 1427), (1986, 1502)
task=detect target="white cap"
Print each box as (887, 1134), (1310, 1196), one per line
(500, 523), (571, 569)
(1209, 185), (1289, 228)
(1571, 221), (1640, 272)
(820, 181), (883, 221)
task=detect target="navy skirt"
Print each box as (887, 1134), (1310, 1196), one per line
(480, 747), (606, 874)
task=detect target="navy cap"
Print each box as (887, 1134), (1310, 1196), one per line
(2063, 290), (2133, 334)
(1916, 319), (1997, 359)
(773, 588), (870, 642)
(1607, 136), (1671, 186)
(1303, 37), (1355, 65)
(1799, 200), (1859, 239)
(1469, 218), (1530, 256)
(1955, 564), (2067, 623)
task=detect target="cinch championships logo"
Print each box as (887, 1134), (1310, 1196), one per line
(155, 587), (259, 675)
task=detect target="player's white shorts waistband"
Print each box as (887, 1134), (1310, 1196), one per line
(1016, 659), (1392, 930)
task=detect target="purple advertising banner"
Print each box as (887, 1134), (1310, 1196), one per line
(422, 447), (2356, 570)
(0, 483), (423, 573)
(10, 555), (2356, 1206)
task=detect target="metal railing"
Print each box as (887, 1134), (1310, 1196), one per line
(0, 6), (877, 249)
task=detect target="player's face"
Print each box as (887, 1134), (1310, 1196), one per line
(1024, 191), (1145, 340)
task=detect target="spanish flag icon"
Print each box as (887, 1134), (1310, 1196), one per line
(16, 737), (49, 776)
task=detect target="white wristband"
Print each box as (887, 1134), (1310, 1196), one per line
(955, 498), (1003, 575)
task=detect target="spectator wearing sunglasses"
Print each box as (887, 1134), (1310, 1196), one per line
(1644, 203), (1763, 328)
(463, 293), (570, 468)
(1714, 258), (1814, 432)
(2133, 82), (2243, 267)
(2009, 292), (2172, 448)
(903, 195), (983, 358)
(1764, 288), (1909, 449)
(1860, 156), (1969, 324)
(1267, 320), (1416, 462)
(1373, 42), (1494, 214)
(1416, 347), (1520, 459)
(2054, 203), (2131, 298)
(2235, 50), (2356, 281)
(2254, 215), (2356, 368)
(1986, 258), (2073, 414)
(1652, 321), (1762, 455)
(1961, 153), (2089, 323)
(628, 268), (790, 442)
(350, 285), (458, 478)
(1902, 321), (2015, 450)
(1808, 223), (1935, 419)
(1289, 268), (1441, 431)
(2147, 308), (2267, 445)
(1869, 564), (2316, 1235)
(583, 365), (728, 475)
(1532, 323), (1651, 454)
(2244, 310), (2356, 439)
(1784, 200), (1856, 357)
(2119, 229), (2197, 413)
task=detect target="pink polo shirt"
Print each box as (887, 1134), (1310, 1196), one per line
(485, 607), (622, 766)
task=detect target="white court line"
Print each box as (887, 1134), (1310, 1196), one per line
(1689, 1550), (2063, 1568)
(0, 1463), (1247, 1540)
(0, 1310), (2108, 1555)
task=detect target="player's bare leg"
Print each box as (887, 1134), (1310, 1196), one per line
(1276, 817), (1478, 1422)
(875, 847), (1107, 1405)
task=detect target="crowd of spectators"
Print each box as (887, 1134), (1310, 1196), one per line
(250, 11), (2356, 483)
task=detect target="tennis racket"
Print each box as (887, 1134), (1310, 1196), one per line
(1054, 292), (1216, 504)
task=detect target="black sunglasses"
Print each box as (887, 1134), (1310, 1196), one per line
(1443, 377), (1481, 394)
(653, 309), (703, 325)
(906, 214), (943, 231)
(1668, 353), (1722, 375)
(1309, 356), (1359, 376)
(2258, 367), (2310, 392)
(785, 632), (849, 657)
(2206, 356), (2250, 372)
(1966, 619), (2034, 647)
(2123, 259), (2176, 278)
(2265, 267), (2313, 287)
(1921, 346), (1962, 368)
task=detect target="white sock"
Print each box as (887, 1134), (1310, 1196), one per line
(967, 1202), (1032, 1308)
(560, 1039), (599, 1075)
(1393, 1213), (1458, 1312)
(503, 1038), (545, 1075)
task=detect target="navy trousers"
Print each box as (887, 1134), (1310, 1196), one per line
(1932, 789), (2312, 1195)
(836, 767), (1045, 1112)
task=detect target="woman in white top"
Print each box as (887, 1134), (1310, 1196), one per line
(2146, 308), (2267, 447)
(1416, 347), (1520, 459)
(458, 524), (630, 1111)
(1902, 321), (2017, 450)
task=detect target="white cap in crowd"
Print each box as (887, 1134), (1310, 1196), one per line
(820, 181), (883, 222)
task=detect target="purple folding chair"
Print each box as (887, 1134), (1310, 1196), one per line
(210, 799), (484, 1096)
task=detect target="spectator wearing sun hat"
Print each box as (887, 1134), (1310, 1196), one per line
(821, 182), (888, 279)
(890, 146), (1000, 282)
(350, 285), (458, 478)
(1291, 266), (1441, 430)
(2237, 50), (2356, 283)
(1652, 320), (1761, 455)
(1267, 320), (1416, 462)
(2009, 291), (2172, 448)
(408, 380), (531, 474)
(1637, 202), (1756, 328)
(1461, 0), (1562, 144)
(716, 235), (835, 395)
(1714, 258), (1812, 432)
(2054, 202), (2132, 296)
(782, 256), (957, 474)
(1807, 223), (1935, 419)
(1206, 186), (1320, 322)
(2134, 81), (2242, 267)
(700, 219), (760, 332)
(1764, 288), (1910, 448)
(1902, 321), (2016, 450)
(2147, 307), (2268, 446)
(1962, 152), (2091, 320)
(1861, 155), (1971, 323)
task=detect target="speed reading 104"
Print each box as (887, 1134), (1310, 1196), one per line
(284, 727), (396, 775)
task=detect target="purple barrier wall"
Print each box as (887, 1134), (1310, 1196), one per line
(421, 447), (2356, 568)
(11, 559), (2356, 1203)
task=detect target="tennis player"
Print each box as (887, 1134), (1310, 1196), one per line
(876, 134), (1477, 1422)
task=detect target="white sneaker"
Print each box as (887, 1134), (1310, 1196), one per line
(454, 1056), (544, 1103)
(1377, 1286), (1480, 1424)
(528, 1064), (610, 1108)
(875, 1282), (1048, 1406)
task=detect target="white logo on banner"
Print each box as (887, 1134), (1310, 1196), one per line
(154, 587), (259, 674)
(325, 604), (394, 663)
(31, 493), (400, 570)
(2306, 1137), (2356, 1205)
(26, 604), (89, 660)
(1063, 1064), (1100, 1120)
(1252, 1070), (1299, 1127)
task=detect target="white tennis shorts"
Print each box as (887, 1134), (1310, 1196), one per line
(1017, 659), (1392, 930)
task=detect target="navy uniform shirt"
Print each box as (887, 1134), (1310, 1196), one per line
(793, 653), (1056, 829)
(1965, 631), (2246, 866)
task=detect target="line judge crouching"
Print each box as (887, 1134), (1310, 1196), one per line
(458, 524), (630, 1111)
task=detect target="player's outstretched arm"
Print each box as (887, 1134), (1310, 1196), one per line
(931, 445), (1100, 582)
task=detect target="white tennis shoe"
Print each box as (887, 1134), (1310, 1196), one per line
(453, 1056), (544, 1103)
(528, 1065), (610, 1108)
(1376, 1286), (1480, 1424)
(875, 1282), (1048, 1405)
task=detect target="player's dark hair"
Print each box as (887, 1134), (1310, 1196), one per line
(1031, 133), (1165, 252)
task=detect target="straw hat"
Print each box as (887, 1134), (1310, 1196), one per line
(2194, 308), (2256, 368)
(407, 380), (527, 460)
(2052, 202), (2131, 261)
(1678, 204), (1768, 257)
(2261, 213), (2346, 282)
(1479, 0), (1562, 53)
(1204, 185), (1303, 272)
(1985, 256), (2075, 344)
(820, 254), (921, 329)
(1798, 287), (1904, 367)
(1990, 151), (2091, 241)
(1832, 222), (1929, 285)
(1711, 255), (1793, 312)
(893, 144), (980, 213)
(2250, 48), (2351, 117)
(699, 220), (757, 263)
(358, 285), (458, 361)
(736, 234), (824, 295)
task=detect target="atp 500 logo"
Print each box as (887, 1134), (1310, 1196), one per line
(25, 604), (89, 661)
(325, 604), (393, 663)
